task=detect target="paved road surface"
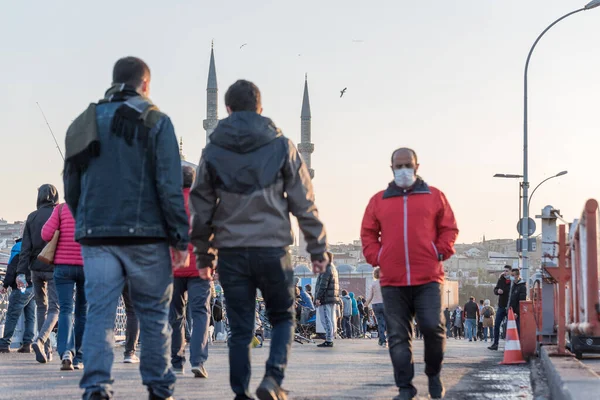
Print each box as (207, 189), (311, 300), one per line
(0, 338), (533, 399)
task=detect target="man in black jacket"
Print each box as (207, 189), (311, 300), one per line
(488, 265), (512, 351)
(509, 268), (527, 334)
(0, 239), (36, 353)
(315, 252), (339, 347)
(190, 80), (328, 400)
(16, 184), (59, 362)
(463, 297), (479, 342)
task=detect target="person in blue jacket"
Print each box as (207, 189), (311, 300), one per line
(0, 238), (36, 353)
(350, 292), (361, 337)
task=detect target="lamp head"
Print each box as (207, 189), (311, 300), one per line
(555, 170), (568, 177)
(585, 0), (600, 10)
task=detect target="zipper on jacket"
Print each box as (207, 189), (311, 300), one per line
(431, 241), (439, 259)
(377, 246), (383, 265)
(404, 196), (411, 285)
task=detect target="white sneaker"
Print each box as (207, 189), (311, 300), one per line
(123, 354), (140, 364)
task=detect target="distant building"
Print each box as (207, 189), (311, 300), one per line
(0, 219), (24, 249)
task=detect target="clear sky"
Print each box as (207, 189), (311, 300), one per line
(1, 0), (599, 245)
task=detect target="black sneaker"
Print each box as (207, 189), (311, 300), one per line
(17, 343), (32, 353)
(192, 364), (208, 378)
(32, 339), (48, 363)
(488, 344), (498, 351)
(148, 390), (174, 400)
(428, 374), (445, 399)
(316, 341), (333, 348)
(256, 376), (287, 400)
(88, 391), (111, 400)
(0, 347), (11, 353)
(393, 391), (415, 400)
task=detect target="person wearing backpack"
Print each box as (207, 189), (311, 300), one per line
(481, 299), (495, 342)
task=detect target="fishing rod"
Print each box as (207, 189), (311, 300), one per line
(36, 102), (65, 161)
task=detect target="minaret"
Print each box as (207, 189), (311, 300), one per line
(298, 74), (314, 259)
(203, 41), (219, 144)
(297, 74), (314, 178)
(179, 137), (185, 161)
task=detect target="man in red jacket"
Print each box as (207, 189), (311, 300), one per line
(169, 165), (212, 379)
(361, 148), (458, 400)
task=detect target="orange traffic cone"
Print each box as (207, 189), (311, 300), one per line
(499, 307), (526, 365)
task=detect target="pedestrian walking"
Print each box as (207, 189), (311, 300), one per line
(366, 267), (387, 346)
(315, 252), (339, 347)
(41, 203), (87, 371)
(169, 165), (212, 378)
(0, 238), (36, 353)
(488, 265), (512, 351)
(63, 56), (189, 400)
(16, 184), (59, 363)
(189, 79), (328, 400)
(361, 147), (458, 400)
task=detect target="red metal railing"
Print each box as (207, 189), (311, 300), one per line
(566, 199), (600, 337)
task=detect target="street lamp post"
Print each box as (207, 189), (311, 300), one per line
(527, 171), (568, 215)
(521, 0), (600, 288)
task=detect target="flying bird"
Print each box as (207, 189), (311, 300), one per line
(240, 43), (248, 49)
(340, 88), (347, 98)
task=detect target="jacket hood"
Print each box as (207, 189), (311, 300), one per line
(37, 184), (59, 208)
(209, 112), (282, 154)
(343, 294), (350, 298)
(349, 292), (355, 298)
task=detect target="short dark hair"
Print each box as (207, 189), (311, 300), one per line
(391, 147), (418, 164)
(479, 299), (484, 304)
(305, 284), (312, 292)
(113, 57), (151, 88)
(182, 165), (196, 188)
(469, 296), (475, 301)
(225, 80), (261, 112)
(342, 290), (348, 296)
(504, 265), (512, 270)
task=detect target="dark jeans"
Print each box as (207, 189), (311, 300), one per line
(122, 283), (139, 357)
(342, 316), (352, 338)
(0, 287), (35, 348)
(372, 303), (387, 344)
(382, 283), (445, 398)
(80, 244), (175, 399)
(492, 307), (507, 346)
(170, 277), (212, 368)
(218, 247), (295, 399)
(32, 270), (59, 355)
(54, 265), (87, 363)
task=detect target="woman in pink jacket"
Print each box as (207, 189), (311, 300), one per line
(41, 203), (86, 371)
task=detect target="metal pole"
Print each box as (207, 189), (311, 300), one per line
(522, 7), (584, 291)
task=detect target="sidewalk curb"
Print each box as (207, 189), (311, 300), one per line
(540, 345), (600, 400)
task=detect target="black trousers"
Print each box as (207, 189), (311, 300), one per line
(382, 283), (445, 397)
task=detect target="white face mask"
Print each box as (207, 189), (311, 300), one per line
(510, 275), (515, 281)
(393, 168), (416, 188)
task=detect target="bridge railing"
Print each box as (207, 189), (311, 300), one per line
(566, 199), (600, 337)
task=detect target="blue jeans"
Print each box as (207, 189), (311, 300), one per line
(218, 247), (295, 399)
(318, 304), (335, 342)
(54, 265), (87, 363)
(80, 244), (175, 400)
(382, 283), (445, 398)
(372, 303), (387, 344)
(492, 307), (507, 346)
(170, 277), (212, 368)
(483, 326), (493, 341)
(465, 319), (476, 340)
(0, 287), (35, 348)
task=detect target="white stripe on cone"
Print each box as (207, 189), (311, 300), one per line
(507, 320), (517, 330)
(505, 340), (521, 351)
